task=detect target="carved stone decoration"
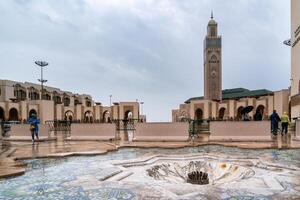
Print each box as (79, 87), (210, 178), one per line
(187, 171), (209, 185)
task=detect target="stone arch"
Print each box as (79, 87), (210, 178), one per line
(102, 110), (111, 123)
(218, 107), (226, 120)
(181, 111), (187, 119)
(237, 106), (244, 120)
(254, 105), (265, 121)
(195, 108), (203, 120)
(0, 107), (5, 121)
(124, 110), (133, 120)
(9, 108), (19, 121)
(65, 110), (74, 121)
(84, 110), (93, 123)
(211, 55), (217, 61)
(29, 109), (37, 118)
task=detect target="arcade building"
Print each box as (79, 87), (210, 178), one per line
(0, 80), (144, 124)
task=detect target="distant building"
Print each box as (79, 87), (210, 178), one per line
(172, 15), (290, 122)
(0, 80), (142, 124)
(291, 0), (300, 120)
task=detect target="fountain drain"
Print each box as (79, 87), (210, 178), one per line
(187, 171), (209, 185)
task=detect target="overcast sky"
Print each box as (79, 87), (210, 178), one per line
(0, 0), (291, 121)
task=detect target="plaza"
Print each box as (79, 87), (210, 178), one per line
(0, 0), (300, 200)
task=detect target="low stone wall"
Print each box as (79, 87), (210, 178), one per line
(9, 124), (50, 137)
(209, 121), (271, 142)
(69, 123), (116, 141)
(134, 122), (189, 142)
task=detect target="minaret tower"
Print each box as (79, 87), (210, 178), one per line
(204, 12), (222, 101)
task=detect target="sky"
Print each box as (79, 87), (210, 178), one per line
(0, 0), (291, 122)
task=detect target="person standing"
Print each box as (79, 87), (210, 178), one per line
(28, 114), (40, 144)
(270, 110), (281, 135)
(281, 112), (290, 135)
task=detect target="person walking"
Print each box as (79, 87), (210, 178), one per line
(270, 110), (281, 135)
(281, 112), (290, 135)
(28, 114), (40, 144)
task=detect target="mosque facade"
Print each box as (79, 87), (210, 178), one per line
(172, 15), (290, 122)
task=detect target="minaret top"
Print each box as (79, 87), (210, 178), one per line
(208, 12), (217, 26)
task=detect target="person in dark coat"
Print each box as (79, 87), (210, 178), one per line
(270, 110), (281, 135)
(28, 114), (40, 143)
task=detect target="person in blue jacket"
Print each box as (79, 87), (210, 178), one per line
(270, 110), (281, 135)
(28, 114), (40, 143)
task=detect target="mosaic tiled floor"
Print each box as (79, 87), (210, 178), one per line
(1, 146), (300, 200)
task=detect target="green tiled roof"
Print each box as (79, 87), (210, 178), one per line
(185, 88), (273, 103)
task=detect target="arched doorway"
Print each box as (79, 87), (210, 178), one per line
(195, 108), (203, 120)
(254, 105), (265, 121)
(64, 110), (74, 121)
(124, 110), (133, 120)
(218, 107), (226, 120)
(84, 111), (93, 123)
(0, 107), (5, 121)
(179, 111), (188, 122)
(29, 109), (37, 118)
(237, 106), (244, 121)
(9, 108), (19, 121)
(102, 111), (111, 123)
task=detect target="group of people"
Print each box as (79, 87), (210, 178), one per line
(270, 110), (290, 135)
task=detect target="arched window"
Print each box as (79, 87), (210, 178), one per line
(103, 111), (111, 123)
(124, 110), (133, 120)
(28, 87), (39, 100)
(84, 111), (93, 123)
(195, 108), (203, 120)
(14, 84), (26, 101)
(237, 106), (244, 120)
(218, 108), (226, 120)
(63, 94), (70, 107)
(53, 92), (61, 104)
(86, 98), (92, 107)
(65, 110), (74, 121)
(254, 105), (265, 121)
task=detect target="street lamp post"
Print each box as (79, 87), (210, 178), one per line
(35, 61), (48, 100)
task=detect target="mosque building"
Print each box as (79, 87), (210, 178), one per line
(172, 14), (290, 122)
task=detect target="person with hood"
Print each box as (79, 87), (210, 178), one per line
(28, 114), (40, 143)
(281, 112), (290, 135)
(270, 110), (281, 135)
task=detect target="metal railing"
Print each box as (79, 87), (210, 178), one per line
(45, 120), (71, 136)
(112, 119), (140, 131)
(188, 119), (210, 139)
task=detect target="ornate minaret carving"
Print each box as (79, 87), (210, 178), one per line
(204, 13), (222, 101)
